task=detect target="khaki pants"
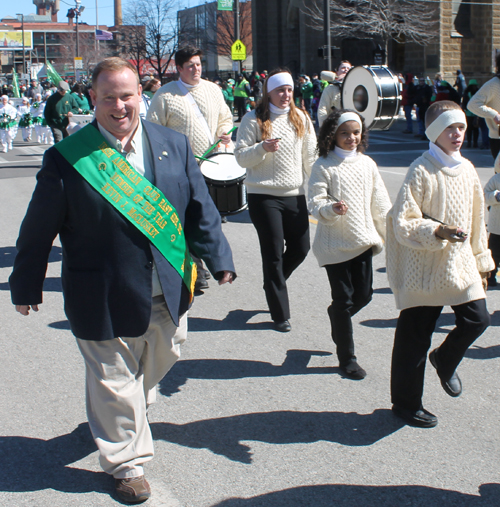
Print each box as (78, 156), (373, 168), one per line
(77, 297), (187, 478)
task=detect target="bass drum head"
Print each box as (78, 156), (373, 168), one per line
(199, 152), (246, 182)
(342, 66), (401, 130)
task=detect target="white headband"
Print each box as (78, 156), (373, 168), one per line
(338, 112), (362, 130)
(425, 110), (467, 143)
(267, 72), (294, 93)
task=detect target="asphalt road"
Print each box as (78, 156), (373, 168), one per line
(1, 119), (499, 506)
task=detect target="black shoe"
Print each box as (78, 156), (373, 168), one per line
(274, 320), (291, 332)
(195, 278), (209, 291)
(115, 476), (151, 504)
(339, 359), (366, 380)
(429, 349), (462, 397)
(221, 215), (228, 223)
(392, 405), (438, 428)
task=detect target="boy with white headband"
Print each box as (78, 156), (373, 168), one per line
(387, 100), (494, 428)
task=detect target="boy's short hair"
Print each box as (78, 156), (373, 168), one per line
(425, 100), (463, 128)
(175, 46), (203, 68)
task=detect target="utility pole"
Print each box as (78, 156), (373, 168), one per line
(17, 13), (26, 76)
(323, 0), (331, 71)
(233, 0), (241, 76)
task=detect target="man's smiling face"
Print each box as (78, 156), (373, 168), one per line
(89, 68), (141, 142)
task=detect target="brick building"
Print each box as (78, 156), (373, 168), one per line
(178, 0), (253, 78)
(252, 0), (500, 84)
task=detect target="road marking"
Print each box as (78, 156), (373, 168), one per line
(0, 157), (43, 165)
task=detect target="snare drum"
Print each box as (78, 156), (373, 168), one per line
(67, 114), (93, 135)
(342, 66), (401, 130)
(199, 152), (248, 215)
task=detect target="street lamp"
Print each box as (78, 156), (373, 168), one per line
(74, 0), (85, 58)
(16, 13), (25, 77)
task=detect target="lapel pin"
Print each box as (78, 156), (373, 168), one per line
(158, 156), (162, 160)
(162, 151), (168, 157)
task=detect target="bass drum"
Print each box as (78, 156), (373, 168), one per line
(342, 66), (401, 130)
(199, 152), (248, 215)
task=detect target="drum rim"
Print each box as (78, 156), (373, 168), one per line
(200, 151), (246, 181)
(342, 65), (400, 130)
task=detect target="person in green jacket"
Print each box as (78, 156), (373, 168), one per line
(299, 75), (314, 117)
(222, 79), (234, 115)
(44, 81), (80, 143)
(71, 83), (90, 112)
(233, 74), (250, 122)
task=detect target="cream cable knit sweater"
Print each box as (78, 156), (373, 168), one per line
(234, 109), (317, 197)
(317, 83), (341, 127)
(146, 79), (233, 156)
(484, 173), (500, 235)
(308, 151), (391, 266)
(386, 152), (494, 310)
(467, 76), (500, 140)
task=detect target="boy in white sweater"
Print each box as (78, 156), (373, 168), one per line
(483, 153), (500, 286)
(387, 101), (494, 428)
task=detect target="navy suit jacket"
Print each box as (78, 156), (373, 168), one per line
(9, 120), (235, 341)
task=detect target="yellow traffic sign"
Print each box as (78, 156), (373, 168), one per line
(231, 40), (246, 61)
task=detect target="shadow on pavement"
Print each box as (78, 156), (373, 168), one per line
(0, 423), (111, 495)
(361, 312), (457, 333)
(159, 349), (335, 396)
(0, 276), (62, 292)
(465, 343), (500, 360)
(151, 409), (403, 464)
(210, 483), (500, 506)
(188, 309), (273, 331)
(225, 209), (252, 224)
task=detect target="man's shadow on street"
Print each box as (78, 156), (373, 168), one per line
(187, 309), (273, 332)
(0, 423), (112, 495)
(159, 349), (337, 396)
(152, 408), (402, 464)
(210, 483), (500, 507)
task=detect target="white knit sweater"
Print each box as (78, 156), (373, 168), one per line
(484, 173), (500, 235)
(386, 152), (494, 310)
(234, 109), (317, 196)
(317, 83), (341, 127)
(146, 79), (233, 156)
(467, 76), (500, 139)
(308, 151), (391, 266)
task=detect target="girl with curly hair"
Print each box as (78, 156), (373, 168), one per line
(308, 109), (391, 379)
(235, 68), (317, 332)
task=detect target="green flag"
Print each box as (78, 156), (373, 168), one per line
(11, 70), (20, 98)
(46, 62), (63, 86)
(217, 0), (233, 10)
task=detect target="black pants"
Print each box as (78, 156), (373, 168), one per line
(234, 96), (246, 121)
(50, 126), (69, 144)
(490, 137), (500, 161)
(391, 299), (490, 411)
(466, 116), (479, 147)
(248, 194), (310, 322)
(488, 233), (500, 275)
(324, 248), (373, 365)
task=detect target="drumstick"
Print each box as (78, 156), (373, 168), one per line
(201, 126), (238, 159)
(195, 155), (219, 164)
(422, 212), (467, 239)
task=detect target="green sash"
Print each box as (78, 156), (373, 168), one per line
(55, 123), (197, 299)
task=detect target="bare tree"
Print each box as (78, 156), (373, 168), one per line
(122, 4), (148, 77)
(59, 31), (113, 79)
(128, 0), (179, 81)
(302, 0), (437, 64)
(216, 2), (252, 59)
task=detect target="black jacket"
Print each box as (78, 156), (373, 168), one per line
(10, 120), (235, 340)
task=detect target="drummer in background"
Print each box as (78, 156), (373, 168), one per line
(235, 68), (317, 333)
(147, 45), (233, 291)
(317, 60), (352, 127)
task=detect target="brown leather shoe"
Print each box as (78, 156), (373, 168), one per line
(115, 476), (151, 504)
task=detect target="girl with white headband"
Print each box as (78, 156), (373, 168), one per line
(235, 68), (317, 333)
(308, 109), (391, 380)
(386, 100), (494, 428)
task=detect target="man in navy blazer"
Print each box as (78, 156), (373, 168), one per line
(9, 58), (235, 504)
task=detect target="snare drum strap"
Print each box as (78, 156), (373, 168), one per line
(177, 81), (215, 146)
